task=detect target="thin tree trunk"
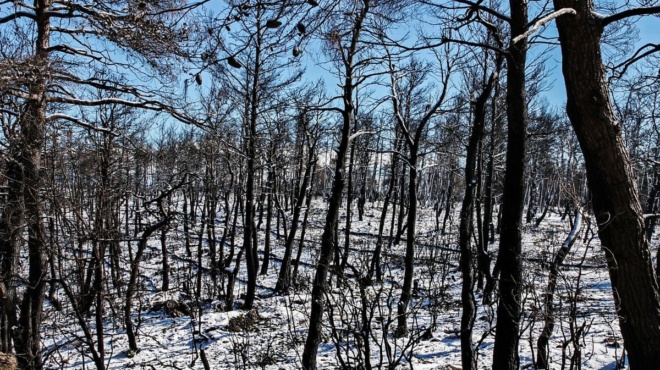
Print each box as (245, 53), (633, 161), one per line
(645, 165), (658, 242)
(459, 55), (501, 370)
(535, 183), (554, 227)
(275, 139), (317, 292)
(195, 203), (207, 299)
(59, 279), (105, 369)
(225, 239), (244, 312)
(183, 187), (192, 258)
(536, 210), (581, 369)
(369, 138), (400, 281)
(441, 171), (454, 235)
(341, 135), (357, 270)
(161, 226), (170, 291)
(394, 166), (407, 244)
(301, 4), (370, 365)
(292, 161), (317, 282)
(492, 0), (528, 366)
(480, 64), (502, 303)
(261, 171), (274, 276)
(126, 218), (169, 353)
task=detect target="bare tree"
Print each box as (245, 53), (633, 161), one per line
(0, 0), (207, 365)
(301, 0), (399, 367)
(275, 96), (322, 292)
(124, 177), (187, 355)
(457, 45), (503, 369)
(208, 0), (308, 308)
(383, 51), (453, 336)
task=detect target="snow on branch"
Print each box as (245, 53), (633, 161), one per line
(47, 113), (119, 135)
(348, 130), (376, 142)
(512, 8), (576, 44)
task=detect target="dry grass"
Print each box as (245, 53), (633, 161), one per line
(0, 353), (16, 370)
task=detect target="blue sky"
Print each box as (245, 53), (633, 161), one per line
(290, 2), (659, 114)
(544, 13), (659, 108)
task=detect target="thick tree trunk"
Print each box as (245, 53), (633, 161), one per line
(13, 3), (51, 368)
(0, 147), (23, 355)
(553, 2), (660, 367)
(5, 154), (40, 370)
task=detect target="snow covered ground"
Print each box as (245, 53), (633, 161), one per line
(40, 200), (628, 369)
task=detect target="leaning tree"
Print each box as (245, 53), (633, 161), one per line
(552, 0), (660, 367)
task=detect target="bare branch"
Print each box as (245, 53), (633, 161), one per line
(382, 42), (414, 147)
(0, 11), (36, 24)
(47, 113), (119, 135)
(46, 44), (105, 62)
(447, 0), (512, 23)
(601, 6), (660, 27)
(442, 36), (507, 56)
(610, 43), (660, 78)
(47, 96), (161, 109)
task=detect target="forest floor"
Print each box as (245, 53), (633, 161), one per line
(41, 199), (630, 369)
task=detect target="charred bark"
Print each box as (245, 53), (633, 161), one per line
(459, 54), (501, 370)
(553, 2), (660, 366)
(301, 3), (370, 367)
(492, 0), (528, 366)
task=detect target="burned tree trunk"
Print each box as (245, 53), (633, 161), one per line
(492, 0), (528, 365)
(553, 1), (660, 366)
(458, 53), (501, 370)
(275, 130), (317, 292)
(301, 3), (370, 368)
